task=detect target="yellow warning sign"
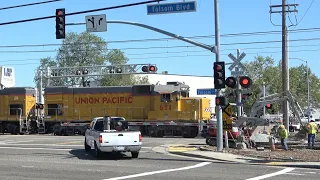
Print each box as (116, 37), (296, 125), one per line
(222, 103), (233, 131)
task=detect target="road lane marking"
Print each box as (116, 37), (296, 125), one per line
(246, 168), (295, 180)
(102, 162), (212, 180)
(284, 172), (305, 176)
(0, 146), (74, 151)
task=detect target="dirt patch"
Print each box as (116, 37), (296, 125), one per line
(227, 148), (320, 162)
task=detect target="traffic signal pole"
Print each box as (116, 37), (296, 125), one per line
(214, 0), (223, 152)
(236, 49), (242, 117)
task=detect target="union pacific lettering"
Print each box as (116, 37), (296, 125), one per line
(74, 96), (133, 104)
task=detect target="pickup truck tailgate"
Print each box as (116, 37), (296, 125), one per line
(100, 132), (141, 146)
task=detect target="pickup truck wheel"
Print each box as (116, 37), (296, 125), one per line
(94, 142), (102, 158)
(131, 151), (139, 158)
(84, 139), (91, 152)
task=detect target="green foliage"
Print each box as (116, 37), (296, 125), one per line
(223, 55), (320, 114)
(34, 32), (149, 87)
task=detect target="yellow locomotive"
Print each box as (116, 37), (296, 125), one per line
(0, 82), (212, 138)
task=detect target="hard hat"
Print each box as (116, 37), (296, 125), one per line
(280, 125), (285, 129)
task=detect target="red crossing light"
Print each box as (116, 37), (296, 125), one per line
(226, 77), (237, 89)
(142, 65), (157, 73)
(239, 76), (252, 88)
(265, 104), (273, 109)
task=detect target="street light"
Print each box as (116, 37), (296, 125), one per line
(289, 57), (310, 122)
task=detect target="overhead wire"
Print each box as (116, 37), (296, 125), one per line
(0, 0), (166, 26)
(2, 47), (320, 66)
(292, 0), (316, 30)
(0, 0), (62, 11)
(0, 27), (320, 48)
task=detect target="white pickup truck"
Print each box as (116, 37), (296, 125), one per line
(84, 116), (142, 158)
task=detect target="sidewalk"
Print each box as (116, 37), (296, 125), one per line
(166, 145), (320, 169)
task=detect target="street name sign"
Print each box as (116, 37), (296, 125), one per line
(147, 1), (197, 15)
(85, 14), (107, 32)
(197, 88), (216, 95)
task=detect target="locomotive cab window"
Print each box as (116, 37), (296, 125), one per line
(47, 104), (63, 116)
(181, 91), (189, 98)
(161, 94), (172, 102)
(9, 104), (23, 115)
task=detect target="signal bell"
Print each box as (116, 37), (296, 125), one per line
(142, 65), (157, 73)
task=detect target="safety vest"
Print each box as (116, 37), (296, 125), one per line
(279, 128), (288, 139)
(307, 122), (318, 134)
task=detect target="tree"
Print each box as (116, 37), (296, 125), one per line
(223, 55), (320, 115)
(34, 32), (149, 88)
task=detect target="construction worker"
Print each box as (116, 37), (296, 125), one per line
(278, 125), (288, 151)
(307, 119), (318, 148)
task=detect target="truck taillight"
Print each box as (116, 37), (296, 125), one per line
(139, 134), (142, 142)
(99, 135), (103, 143)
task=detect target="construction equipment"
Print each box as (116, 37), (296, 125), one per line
(206, 90), (307, 148)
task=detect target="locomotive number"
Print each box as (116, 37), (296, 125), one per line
(160, 104), (171, 110)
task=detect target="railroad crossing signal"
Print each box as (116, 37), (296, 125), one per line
(239, 76), (252, 89)
(258, 84), (271, 97)
(265, 104), (273, 109)
(214, 62), (226, 89)
(226, 77), (237, 88)
(55, 8), (65, 39)
(228, 52), (246, 76)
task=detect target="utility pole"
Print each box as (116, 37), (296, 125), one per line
(214, 0), (223, 152)
(263, 82), (266, 117)
(270, 1), (298, 132)
(236, 49), (242, 117)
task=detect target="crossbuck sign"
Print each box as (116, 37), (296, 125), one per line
(228, 52), (246, 77)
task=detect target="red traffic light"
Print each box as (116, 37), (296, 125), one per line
(215, 96), (228, 106)
(57, 11), (64, 16)
(215, 64), (223, 71)
(239, 76), (252, 88)
(226, 77), (237, 88)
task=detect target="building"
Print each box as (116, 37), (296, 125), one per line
(135, 73), (216, 111)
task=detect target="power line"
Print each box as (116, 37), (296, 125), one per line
(293, 0), (315, 29)
(0, 0), (166, 26)
(0, 27), (320, 49)
(0, 0), (62, 11)
(2, 48), (320, 65)
(0, 37), (319, 53)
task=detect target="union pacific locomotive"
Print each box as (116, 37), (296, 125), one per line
(0, 82), (212, 138)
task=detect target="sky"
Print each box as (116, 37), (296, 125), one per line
(0, 0), (319, 87)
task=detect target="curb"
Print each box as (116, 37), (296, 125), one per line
(167, 149), (320, 169)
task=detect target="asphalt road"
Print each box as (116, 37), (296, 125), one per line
(0, 135), (319, 180)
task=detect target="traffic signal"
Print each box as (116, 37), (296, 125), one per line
(215, 96), (228, 106)
(142, 65), (157, 73)
(226, 76), (237, 88)
(55, 8), (65, 39)
(265, 104), (273, 109)
(239, 76), (252, 88)
(214, 62), (226, 89)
